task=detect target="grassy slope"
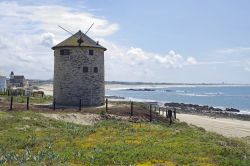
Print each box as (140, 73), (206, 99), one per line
(0, 111), (250, 165)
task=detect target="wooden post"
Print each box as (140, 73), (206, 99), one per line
(53, 98), (56, 110)
(168, 110), (173, 124)
(150, 104), (152, 122)
(174, 109), (176, 119)
(3, 88), (5, 95)
(106, 98), (108, 112)
(26, 97), (29, 110)
(130, 101), (133, 116)
(79, 99), (82, 111)
(165, 108), (168, 118)
(9, 96), (13, 110)
(7, 90), (9, 96)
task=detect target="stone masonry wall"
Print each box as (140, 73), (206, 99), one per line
(53, 47), (105, 106)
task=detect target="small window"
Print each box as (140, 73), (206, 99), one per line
(94, 67), (98, 73)
(60, 49), (70, 55)
(89, 49), (94, 55)
(83, 67), (88, 73)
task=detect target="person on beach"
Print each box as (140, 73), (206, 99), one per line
(168, 110), (173, 124)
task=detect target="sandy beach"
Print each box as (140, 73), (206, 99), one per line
(177, 114), (250, 138)
(38, 84), (53, 96)
(39, 83), (168, 95)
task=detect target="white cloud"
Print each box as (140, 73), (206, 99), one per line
(0, 1), (119, 79)
(245, 67), (250, 72)
(154, 50), (184, 68)
(0, 1), (197, 81)
(39, 32), (56, 47)
(244, 61), (250, 72)
(102, 39), (197, 69)
(100, 38), (198, 81)
(127, 47), (149, 60)
(216, 47), (250, 54)
(0, 1), (119, 37)
(153, 50), (197, 68)
(186, 57), (198, 65)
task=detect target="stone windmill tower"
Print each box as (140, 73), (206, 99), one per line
(52, 26), (107, 106)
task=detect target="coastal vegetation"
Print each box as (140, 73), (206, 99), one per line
(0, 93), (52, 104)
(0, 109), (250, 165)
(5, 95), (52, 104)
(0, 95), (250, 165)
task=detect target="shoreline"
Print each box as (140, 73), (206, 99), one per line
(107, 96), (250, 121)
(164, 102), (250, 121)
(37, 83), (250, 119)
(105, 85), (250, 115)
(107, 95), (250, 117)
(176, 113), (250, 138)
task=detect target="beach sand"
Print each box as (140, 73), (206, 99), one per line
(38, 84), (53, 96)
(177, 114), (250, 138)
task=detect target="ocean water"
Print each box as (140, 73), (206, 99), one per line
(106, 85), (250, 113)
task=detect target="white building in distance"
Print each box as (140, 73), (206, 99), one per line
(0, 75), (6, 91)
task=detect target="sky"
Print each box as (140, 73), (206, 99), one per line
(0, 0), (250, 83)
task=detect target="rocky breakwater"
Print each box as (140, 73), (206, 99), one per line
(164, 102), (250, 121)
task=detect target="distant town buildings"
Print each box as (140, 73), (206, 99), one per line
(0, 75), (6, 91)
(8, 71), (26, 88)
(0, 71), (35, 96)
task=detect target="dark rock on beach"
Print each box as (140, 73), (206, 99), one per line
(164, 102), (249, 121)
(225, 108), (240, 112)
(164, 102), (223, 112)
(105, 96), (125, 99)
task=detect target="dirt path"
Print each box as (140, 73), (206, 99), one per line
(177, 114), (250, 138)
(40, 112), (132, 126)
(40, 113), (102, 126)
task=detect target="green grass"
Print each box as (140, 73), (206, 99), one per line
(0, 95), (53, 104)
(0, 110), (249, 165)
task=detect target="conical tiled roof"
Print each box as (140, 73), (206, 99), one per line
(52, 30), (107, 51)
